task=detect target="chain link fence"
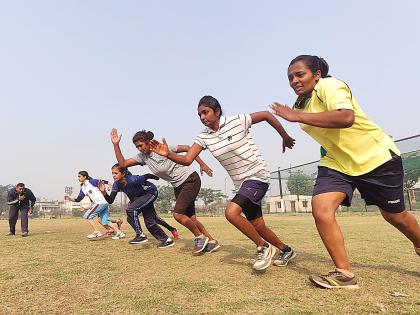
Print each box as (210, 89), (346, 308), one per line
(267, 135), (420, 213)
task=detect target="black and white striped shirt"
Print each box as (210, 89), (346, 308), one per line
(195, 114), (270, 190)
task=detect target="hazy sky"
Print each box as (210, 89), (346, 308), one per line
(1, 1), (419, 200)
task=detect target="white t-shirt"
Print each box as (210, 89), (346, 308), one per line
(194, 114), (270, 190)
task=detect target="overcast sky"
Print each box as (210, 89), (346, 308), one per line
(1, 1), (419, 200)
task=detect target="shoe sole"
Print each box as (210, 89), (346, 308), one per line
(203, 243), (221, 253)
(192, 237), (209, 255)
(129, 239), (148, 244)
(309, 276), (360, 290)
(252, 246), (276, 271)
(159, 242), (175, 249)
(273, 251), (296, 267)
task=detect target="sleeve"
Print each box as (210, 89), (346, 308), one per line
(144, 173), (159, 181)
(317, 79), (354, 111)
(73, 189), (85, 202)
(243, 114), (252, 130)
(103, 191), (117, 204)
(89, 179), (100, 187)
(7, 189), (16, 202)
(27, 189), (36, 207)
(131, 153), (145, 166)
(194, 133), (207, 150)
(111, 181), (120, 193)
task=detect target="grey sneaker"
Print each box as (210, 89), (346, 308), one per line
(309, 270), (359, 289)
(273, 248), (296, 266)
(192, 236), (209, 255)
(22, 232), (29, 237)
(7, 232), (15, 236)
(202, 240), (221, 253)
(252, 243), (275, 271)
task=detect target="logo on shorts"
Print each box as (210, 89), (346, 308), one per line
(387, 199), (400, 204)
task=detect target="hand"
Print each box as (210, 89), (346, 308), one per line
(150, 138), (170, 157)
(200, 164), (213, 177)
(282, 135), (296, 152)
(28, 207), (33, 214)
(110, 128), (122, 145)
(270, 102), (300, 122)
(98, 181), (106, 193)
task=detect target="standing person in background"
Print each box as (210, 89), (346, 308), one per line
(7, 183), (36, 237)
(150, 96), (296, 271)
(271, 54), (420, 289)
(110, 128), (220, 255)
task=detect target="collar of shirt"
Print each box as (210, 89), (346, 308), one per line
(205, 115), (226, 134)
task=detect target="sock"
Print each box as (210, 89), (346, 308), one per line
(336, 268), (354, 278)
(281, 245), (291, 252)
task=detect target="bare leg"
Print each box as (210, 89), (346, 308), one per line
(380, 209), (420, 248)
(250, 217), (287, 250)
(190, 215), (214, 240)
(173, 212), (201, 237)
(312, 192), (350, 271)
(225, 202), (265, 247)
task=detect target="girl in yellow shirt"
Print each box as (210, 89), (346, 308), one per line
(271, 54), (420, 289)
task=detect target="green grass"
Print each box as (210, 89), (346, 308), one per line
(1, 213), (419, 314)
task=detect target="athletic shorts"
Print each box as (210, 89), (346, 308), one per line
(83, 203), (111, 225)
(173, 172), (200, 217)
(313, 152), (405, 213)
(231, 180), (269, 221)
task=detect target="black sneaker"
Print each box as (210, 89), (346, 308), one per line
(273, 247), (296, 266)
(202, 240), (221, 253)
(158, 238), (175, 249)
(129, 235), (148, 244)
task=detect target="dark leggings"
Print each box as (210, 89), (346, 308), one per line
(126, 193), (169, 243)
(153, 209), (176, 232)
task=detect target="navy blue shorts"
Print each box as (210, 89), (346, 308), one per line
(313, 153), (405, 213)
(231, 180), (269, 221)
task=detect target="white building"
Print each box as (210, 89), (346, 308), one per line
(266, 194), (312, 213)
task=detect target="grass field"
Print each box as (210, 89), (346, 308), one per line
(0, 213), (419, 314)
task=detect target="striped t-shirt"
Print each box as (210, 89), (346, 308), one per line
(194, 114), (270, 190)
(132, 145), (194, 188)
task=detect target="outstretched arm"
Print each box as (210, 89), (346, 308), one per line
(270, 103), (354, 128)
(110, 128), (140, 168)
(150, 139), (203, 166)
(250, 111), (295, 153)
(144, 173), (160, 181)
(176, 145), (213, 177)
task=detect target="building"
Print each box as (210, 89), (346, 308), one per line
(266, 194), (312, 213)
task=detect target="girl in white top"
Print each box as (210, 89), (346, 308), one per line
(151, 96), (296, 271)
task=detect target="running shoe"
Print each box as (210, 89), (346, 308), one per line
(129, 234), (148, 244)
(86, 231), (102, 239)
(252, 243), (275, 271)
(202, 240), (221, 253)
(112, 232), (126, 240)
(273, 247), (296, 266)
(309, 270), (359, 289)
(171, 229), (179, 240)
(159, 238), (175, 249)
(192, 236), (209, 255)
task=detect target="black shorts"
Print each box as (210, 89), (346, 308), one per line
(231, 180), (269, 221)
(173, 172), (200, 217)
(313, 152), (405, 213)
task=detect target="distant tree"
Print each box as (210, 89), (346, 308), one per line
(198, 188), (227, 214)
(154, 185), (175, 213)
(404, 169), (420, 189)
(286, 170), (313, 197)
(0, 184), (13, 216)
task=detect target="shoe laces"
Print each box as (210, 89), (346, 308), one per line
(256, 247), (265, 261)
(194, 238), (202, 246)
(322, 271), (342, 278)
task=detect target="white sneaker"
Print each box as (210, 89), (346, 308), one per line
(112, 232), (126, 240)
(86, 231), (102, 239)
(252, 243), (276, 271)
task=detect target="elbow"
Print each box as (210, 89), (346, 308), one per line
(343, 115), (355, 128)
(339, 110), (355, 128)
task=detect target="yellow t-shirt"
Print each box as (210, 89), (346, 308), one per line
(295, 77), (400, 176)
